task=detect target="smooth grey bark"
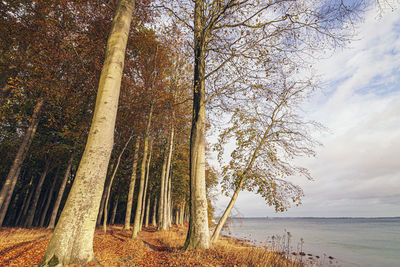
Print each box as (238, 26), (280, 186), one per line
(40, 1), (136, 265)
(139, 142), (152, 231)
(103, 135), (133, 232)
(132, 103), (153, 238)
(47, 154), (73, 229)
(179, 203), (185, 226)
(151, 197), (157, 227)
(158, 127), (174, 231)
(210, 177), (244, 243)
(144, 193), (150, 228)
(25, 161), (50, 228)
(0, 98), (44, 226)
(124, 137), (140, 230)
(184, 0), (211, 249)
(158, 148), (168, 230)
(39, 174), (57, 227)
(165, 127), (174, 229)
(110, 196), (118, 225)
(167, 179), (172, 228)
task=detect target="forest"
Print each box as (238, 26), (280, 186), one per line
(0, 0), (365, 266)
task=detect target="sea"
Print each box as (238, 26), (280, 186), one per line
(222, 217), (400, 267)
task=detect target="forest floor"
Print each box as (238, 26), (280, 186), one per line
(0, 225), (302, 266)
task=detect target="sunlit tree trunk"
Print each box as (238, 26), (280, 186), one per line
(25, 161), (50, 228)
(158, 149), (168, 230)
(167, 180), (172, 228)
(145, 194), (150, 227)
(211, 176), (245, 242)
(140, 142), (152, 230)
(211, 116), (276, 242)
(40, 1), (136, 265)
(132, 103), (153, 238)
(179, 203), (185, 226)
(103, 135), (133, 232)
(165, 127), (174, 229)
(40, 175), (57, 227)
(0, 98), (44, 226)
(124, 137), (140, 230)
(184, 0), (211, 250)
(47, 154), (73, 229)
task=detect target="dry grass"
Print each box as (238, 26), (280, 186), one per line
(150, 226), (304, 267)
(214, 236), (304, 267)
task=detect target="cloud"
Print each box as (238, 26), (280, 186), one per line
(214, 7), (400, 217)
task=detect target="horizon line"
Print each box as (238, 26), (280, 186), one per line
(220, 216), (400, 219)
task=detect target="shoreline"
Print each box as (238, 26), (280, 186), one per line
(220, 230), (338, 267)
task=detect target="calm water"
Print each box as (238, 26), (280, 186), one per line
(222, 217), (400, 267)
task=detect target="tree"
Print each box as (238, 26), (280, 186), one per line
(160, 0), (361, 249)
(0, 98), (44, 225)
(103, 134), (133, 232)
(124, 137), (140, 229)
(40, 0), (137, 265)
(211, 65), (320, 242)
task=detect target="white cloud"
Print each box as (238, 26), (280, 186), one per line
(215, 6), (400, 217)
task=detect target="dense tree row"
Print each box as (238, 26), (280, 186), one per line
(0, 0), (198, 231)
(0, 0), (364, 266)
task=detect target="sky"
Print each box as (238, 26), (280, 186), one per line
(214, 4), (400, 218)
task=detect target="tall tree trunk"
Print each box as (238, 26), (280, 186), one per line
(18, 177), (34, 226)
(175, 209), (180, 226)
(158, 148), (168, 230)
(132, 103), (153, 238)
(110, 196), (118, 225)
(163, 164), (169, 229)
(165, 127), (174, 229)
(25, 161), (50, 228)
(152, 197), (157, 227)
(0, 98), (44, 226)
(145, 195), (150, 228)
(180, 203), (185, 226)
(167, 179), (172, 228)
(103, 135), (133, 233)
(211, 106), (278, 242)
(184, 0), (211, 250)
(124, 137), (140, 230)
(47, 154), (73, 229)
(96, 162), (113, 226)
(6, 192), (20, 226)
(211, 176), (245, 242)
(140, 142), (152, 230)
(39, 174), (57, 227)
(15, 178), (32, 226)
(40, 1), (136, 265)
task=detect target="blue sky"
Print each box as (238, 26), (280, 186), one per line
(214, 4), (400, 217)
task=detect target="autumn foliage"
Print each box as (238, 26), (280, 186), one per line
(0, 225), (303, 266)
